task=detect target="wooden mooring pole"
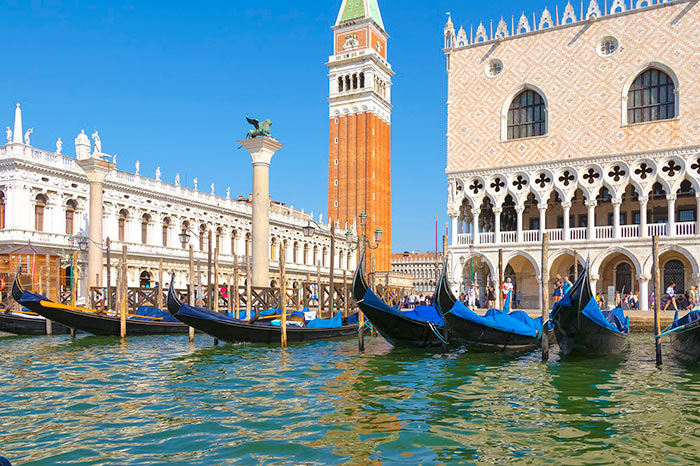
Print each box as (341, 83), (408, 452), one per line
(213, 247), (219, 346)
(120, 245), (127, 339)
(653, 235), (663, 366)
(246, 238), (253, 320)
(541, 232), (550, 362)
(188, 245), (195, 343)
(280, 242), (287, 348)
(498, 248), (504, 310)
(44, 253), (52, 335)
(106, 237), (112, 311)
(157, 258), (163, 310)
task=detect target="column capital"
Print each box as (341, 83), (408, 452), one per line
(471, 208), (481, 216)
(238, 136), (284, 166)
(695, 192), (700, 200)
(77, 157), (114, 183)
(561, 202), (572, 209)
(515, 205), (525, 214)
(590, 274), (600, 282)
(492, 207), (503, 214)
(584, 200), (598, 208)
(612, 198), (622, 207)
(666, 194), (677, 202)
(638, 273), (651, 282)
(537, 203), (547, 212)
(638, 195), (649, 204)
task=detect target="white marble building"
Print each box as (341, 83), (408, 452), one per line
(0, 104), (356, 298)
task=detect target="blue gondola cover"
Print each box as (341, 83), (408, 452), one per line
(581, 297), (629, 334)
(362, 287), (444, 326)
(448, 301), (539, 338)
(132, 306), (180, 323)
(306, 311), (342, 329)
(670, 310), (700, 330)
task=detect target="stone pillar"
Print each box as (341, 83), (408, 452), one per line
(77, 157), (114, 289)
(667, 194), (676, 236)
(639, 196), (649, 238)
(450, 214), (458, 246)
(696, 194), (700, 236)
(639, 274), (650, 312)
(590, 274), (599, 297)
(585, 200), (597, 240)
(538, 204), (547, 240)
(562, 202), (571, 241)
(239, 137), (283, 288)
(515, 205), (525, 243)
(493, 207), (502, 244)
(612, 198), (622, 238)
(471, 208), (481, 245)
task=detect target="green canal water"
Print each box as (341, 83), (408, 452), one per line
(0, 333), (699, 465)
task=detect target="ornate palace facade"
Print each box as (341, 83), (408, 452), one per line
(0, 104), (355, 300)
(328, 0), (393, 271)
(444, 0), (700, 309)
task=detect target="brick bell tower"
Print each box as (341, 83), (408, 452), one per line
(328, 0), (393, 271)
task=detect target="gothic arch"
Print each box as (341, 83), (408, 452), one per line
(500, 83), (549, 141)
(591, 246), (642, 277)
(642, 244), (699, 276)
(621, 61), (680, 126)
(504, 250), (541, 279)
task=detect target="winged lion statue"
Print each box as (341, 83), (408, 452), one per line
(245, 117), (273, 139)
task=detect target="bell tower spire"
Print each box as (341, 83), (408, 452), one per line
(328, 0), (393, 271)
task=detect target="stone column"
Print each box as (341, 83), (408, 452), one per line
(493, 207), (502, 244)
(450, 213), (458, 246)
(585, 200), (597, 240)
(471, 208), (481, 245)
(639, 196), (649, 238)
(562, 202), (571, 241)
(667, 194), (676, 236)
(515, 205), (525, 243)
(77, 157), (114, 289)
(590, 274), (599, 296)
(538, 204), (547, 240)
(696, 193), (700, 236)
(239, 137), (283, 288)
(639, 274), (650, 312)
(612, 198), (622, 238)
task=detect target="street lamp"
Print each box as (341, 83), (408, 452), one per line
(179, 230), (191, 245)
(302, 222), (315, 238)
(77, 237), (89, 253)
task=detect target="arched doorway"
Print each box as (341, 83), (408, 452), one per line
(504, 254), (538, 309)
(615, 263), (632, 294)
(140, 271), (152, 288)
(461, 255), (493, 307)
(663, 260), (685, 294)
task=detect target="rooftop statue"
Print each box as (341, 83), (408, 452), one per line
(92, 131), (101, 154)
(245, 117), (272, 139)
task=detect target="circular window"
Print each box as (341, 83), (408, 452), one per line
(484, 59), (503, 78)
(596, 36), (619, 57)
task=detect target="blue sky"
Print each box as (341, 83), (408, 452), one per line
(1, 0), (551, 253)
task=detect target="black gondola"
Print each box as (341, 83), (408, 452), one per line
(12, 276), (188, 336)
(166, 281), (358, 344)
(0, 310), (71, 335)
(549, 266), (629, 357)
(352, 255), (451, 348)
(661, 311), (700, 364)
(435, 264), (545, 352)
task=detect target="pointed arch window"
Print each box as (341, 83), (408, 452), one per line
(627, 68), (676, 124)
(507, 89), (546, 140)
(35, 194), (47, 232)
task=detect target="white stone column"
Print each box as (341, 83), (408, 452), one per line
(515, 205), (525, 243)
(667, 194), (676, 236)
(696, 194), (700, 236)
(471, 208), (481, 245)
(590, 274), (599, 296)
(585, 200), (597, 240)
(538, 204), (547, 240)
(239, 137), (283, 288)
(493, 207), (502, 244)
(612, 198), (622, 239)
(450, 214), (458, 246)
(639, 196), (649, 238)
(458, 215), (464, 234)
(77, 157), (114, 289)
(562, 202), (571, 241)
(639, 274), (650, 312)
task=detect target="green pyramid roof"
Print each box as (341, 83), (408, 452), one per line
(337, 0), (385, 30)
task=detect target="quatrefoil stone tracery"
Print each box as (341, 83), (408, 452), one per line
(662, 160), (681, 178)
(559, 170), (575, 187)
(634, 163), (653, 180)
(691, 159), (700, 176)
(469, 180), (484, 194)
(512, 175), (527, 191)
(490, 177), (505, 192)
(583, 168), (600, 184)
(535, 173), (551, 189)
(608, 166), (626, 182)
